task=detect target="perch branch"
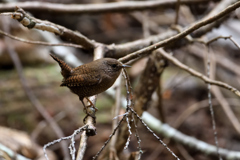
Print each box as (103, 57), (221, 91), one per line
(76, 131), (88, 160)
(75, 44), (105, 159)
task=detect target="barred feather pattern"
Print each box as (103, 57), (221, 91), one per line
(50, 54), (72, 79)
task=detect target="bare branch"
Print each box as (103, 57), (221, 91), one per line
(0, 0), (208, 14)
(106, 0), (238, 58)
(110, 76), (122, 155)
(1, 1), (235, 61)
(228, 36), (240, 50)
(142, 111), (240, 159)
(93, 115), (127, 160)
(205, 49), (222, 160)
(76, 131), (88, 160)
(129, 107), (180, 160)
(192, 0), (238, 37)
(124, 114), (132, 150)
(158, 49), (240, 97)
(173, 98), (240, 129)
(205, 47), (240, 135)
(9, 7), (96, 50)
(212, 86), (240, 134)
(118, 1), (240, 63)
(0, 29), (83, 48)
(75, 44), (105, 159)
(132, 113), (143, 160)
(122, 68), (180, 160)
(43, 125), (88, 160)
(187, 44), (240, 78)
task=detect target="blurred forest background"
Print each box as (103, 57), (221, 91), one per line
(0, 0), (240, 160)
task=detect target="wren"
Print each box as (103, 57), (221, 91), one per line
(50, 54), (130, 111)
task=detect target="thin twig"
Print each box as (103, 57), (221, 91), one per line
(158, 49), (240, 97)
(130, 107), (180, 160)
(109, 76), (122, 160)
(132, 113), (143, 160)
(173, 98), (240, 129)
(1, 1), (235, 60)
(0, 29), (83, 48)
(118, 1), (240, 63)
(110, 0), (235, 58)
(93, 114), (127, 160)
(205, 48), (240, 134)
(192, 0), (238, 37)
(212, 85), (240, 134)
(122, 68), (180, 160)
(201, 35), (240, 50)
(43, 125), (88, 160)
(206, 36), (231, 45)
(187, 44), (240, 78)
(205, 48), (222, 160)
(124, 112), (132, 150)
(229, 36), (240, 50)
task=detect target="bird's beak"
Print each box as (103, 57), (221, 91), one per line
(122, 64), (131, 68)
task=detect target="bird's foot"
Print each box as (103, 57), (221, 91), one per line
(83, 104), (97, 124)
(83, 104), (98, 113)
(83, 111), (96, 124)
(85, 97), (98, 111)
(80, 98), (97, 124)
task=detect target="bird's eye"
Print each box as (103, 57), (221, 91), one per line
(111, 64), (117, 68)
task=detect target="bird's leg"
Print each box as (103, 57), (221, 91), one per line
(85, 97), (98, 111)
(80, 99), (88, 111)
(80, 99), (96, 123)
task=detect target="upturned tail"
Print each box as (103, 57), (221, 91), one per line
(50, 54), (72, 79)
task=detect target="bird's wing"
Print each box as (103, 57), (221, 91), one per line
(60, 73), (102, 87)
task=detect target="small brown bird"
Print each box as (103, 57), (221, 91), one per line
(50, 54), (130, 111)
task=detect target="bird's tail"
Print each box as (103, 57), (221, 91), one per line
(50, 54), (72, 79)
